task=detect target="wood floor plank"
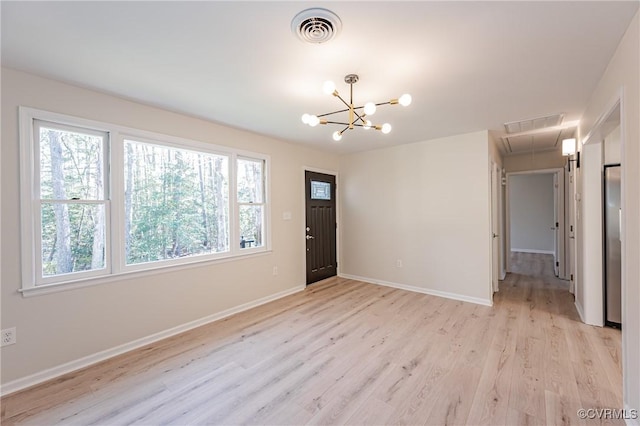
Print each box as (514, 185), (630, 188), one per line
(345, 397), (394, 425)
(544, 389), (587, 426)
(466, 296), (518, 425)
(0, 253), (623, 426)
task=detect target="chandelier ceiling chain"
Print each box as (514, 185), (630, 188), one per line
(301, 74), (412, 141)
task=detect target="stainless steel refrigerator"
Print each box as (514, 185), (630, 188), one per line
(604, 165), (621, 327)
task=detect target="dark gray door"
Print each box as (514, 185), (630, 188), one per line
(305, 171), (337, 285)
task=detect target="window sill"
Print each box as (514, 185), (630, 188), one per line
(19, 249), (272, 298)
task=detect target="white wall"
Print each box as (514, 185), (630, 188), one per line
(578, 142), (603, 326)
(488, 131), (504, 168)
(509, 174), (555, 253)
(578, 11), (639, 417)
(0, 68), (339, 388)
(338, 130), (492, 305)
(503, 150), (566, 173)
(604, 125), (621, 165)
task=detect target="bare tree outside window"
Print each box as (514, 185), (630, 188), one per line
(38, 123), (105, 276)
(237, 158), (265, 249)
(124, 140), (230, 265)
(23, 109), (269, 288)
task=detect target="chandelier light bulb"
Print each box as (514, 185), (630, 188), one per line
(399, 94), (412, 107)
(301, 113), (310, 124)
(363, 120), (372, 130)
(308, 115), (320, 127)
(323, 80), (337, 95)
(381, 123), (392, 134)
(363, 102), (377, 116)
(332, 131), (343, 141)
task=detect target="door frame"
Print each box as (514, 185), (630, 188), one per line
(505, 167), (566, 277)
(578, 94), (622, 327)
(302, 167), (339, 285)
(490, 161), (501, 294)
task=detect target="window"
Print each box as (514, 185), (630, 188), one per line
(20, 108), (270, 293)
(35, 120), (109, 283)
(310, 180), (331, 200)
(124, 139), (230, 265)
(237, 157), (265, 249)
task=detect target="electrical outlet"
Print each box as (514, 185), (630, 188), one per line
(273, 266), (279, 276)
(1, 327), (16, 347)
(396, 259), (403, 268)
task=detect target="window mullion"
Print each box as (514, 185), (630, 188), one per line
(230, 153), (240, 255)
(110, 133), (125, 274)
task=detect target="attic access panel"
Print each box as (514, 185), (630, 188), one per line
(502, 127), (576, 155)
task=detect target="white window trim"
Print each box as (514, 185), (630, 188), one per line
(33, 119), (111, 286)
(18, 107), (271, 297)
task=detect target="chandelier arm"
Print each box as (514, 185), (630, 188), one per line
(317, 108), (350, 118)
(325, 121), (372, 128)
(318, 105), (373, 118)
(351, 109), (366, 125)
(334, 93), (351, 110)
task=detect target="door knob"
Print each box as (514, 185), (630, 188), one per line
(306, 235), (315, 240)
(492, 233), (499, 238)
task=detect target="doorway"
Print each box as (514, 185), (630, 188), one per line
(505, 168), (566, 279)
(490, 161), (501, 293)
(577, 99), (622, 327)
(305, 171), (337, 285)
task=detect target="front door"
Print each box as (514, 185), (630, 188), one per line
(305, 171), (337, 285)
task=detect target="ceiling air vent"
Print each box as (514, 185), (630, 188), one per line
(291, 8), (342, 44)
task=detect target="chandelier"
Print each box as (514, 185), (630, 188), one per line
(301, 74), (412, 141)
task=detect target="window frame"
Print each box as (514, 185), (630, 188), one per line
(236, 156), (267, 253)
(19, 107), (271, 296)
(32, 119), (111, 285)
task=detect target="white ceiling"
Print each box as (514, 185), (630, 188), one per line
(1, 1), (637, 154)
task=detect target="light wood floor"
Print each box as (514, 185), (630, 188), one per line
(1, 253), (622, 425)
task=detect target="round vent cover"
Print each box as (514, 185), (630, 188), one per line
(291, 8), (342, 44)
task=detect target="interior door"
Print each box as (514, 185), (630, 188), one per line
(553, 172), (560, 277)
(305, 171), (337, 285)
(567, 167), (576, 294)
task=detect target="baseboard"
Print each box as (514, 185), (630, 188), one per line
(510, 248), (555, 255)
(0, 285), (305, 397)
(338, 273), (492, 307)
(575, 299), (586, 323)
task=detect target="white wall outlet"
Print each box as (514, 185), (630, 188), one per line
(273, 266), (279, 276)
(282, 211), (292, 220)
(396, 259), (403, 268)
(1, 327), (16, 347)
